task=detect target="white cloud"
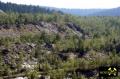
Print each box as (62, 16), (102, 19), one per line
(1, 0), (120, 9)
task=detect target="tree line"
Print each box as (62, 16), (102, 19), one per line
(0, 1), (63, 14)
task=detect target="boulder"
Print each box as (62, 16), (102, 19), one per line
(44, 43), (53, 49)
(2, 48), (10, 54)
(27, 43), (36, 48)
(21, 61), (37, 70)
(14, 77), (28, 79)
(40, 75), (50, 79)
(58, 53), (77, 60)
(21, 62), (34, 69)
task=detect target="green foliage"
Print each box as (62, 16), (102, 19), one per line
(0, 12), (120, 78)
(26, 70), (39, 79)
(2, 65), (12, 76)
(48, 69), (65, 79)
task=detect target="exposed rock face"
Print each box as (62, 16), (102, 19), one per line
(0, 22), (93, 78)
(0, 42), (37, 70)
(67, 23), (84, 33)
(13, 42), (36, 54)
(58, 53), (78, 60)
(1, 48), (12, 65)
(36, 22), (88, 38)
(0, 24), (37, 37)
(84, 51), (108, 61)
(66, 23), (92, 39)
(0, 22), (90, 39)
(35, 22), (59, 34)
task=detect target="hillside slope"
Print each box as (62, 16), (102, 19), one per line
(90, 7), (120, 16)
(0, 13), (120, 79)
(57, 7), (120, 16)
(58, 8), (105, 16)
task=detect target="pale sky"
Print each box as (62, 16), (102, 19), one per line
(1, 0), (120, 9)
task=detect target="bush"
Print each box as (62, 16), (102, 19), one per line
(26, 70), (39, 79)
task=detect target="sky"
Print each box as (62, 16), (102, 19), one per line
(1, 0), (120, 9)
